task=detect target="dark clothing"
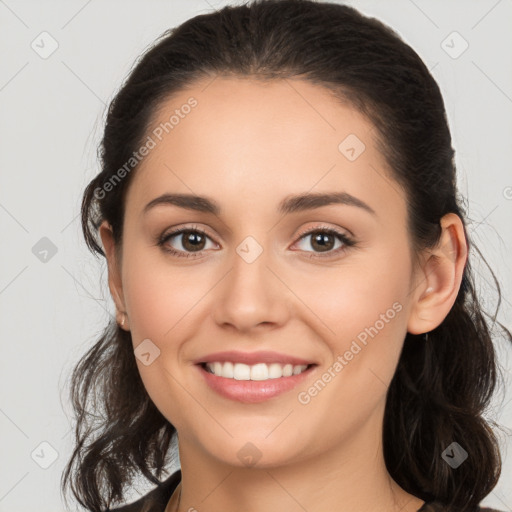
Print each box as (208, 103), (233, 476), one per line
(109, 470), (181, 511)
(109, 470), (505, 512)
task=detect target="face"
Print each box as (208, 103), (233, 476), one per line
(102, 76), (425, 469)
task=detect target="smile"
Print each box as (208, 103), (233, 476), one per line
(197, 362), (318, 403)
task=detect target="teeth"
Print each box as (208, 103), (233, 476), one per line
(205, 362), (309, 380)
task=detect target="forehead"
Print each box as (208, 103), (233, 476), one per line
(146, 76), (374, 163)
(125, 76), (404, 221)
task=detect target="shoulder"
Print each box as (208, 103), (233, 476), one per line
(108, 470), (181, 512)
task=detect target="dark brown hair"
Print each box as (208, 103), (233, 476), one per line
(61, 1), (512, 510)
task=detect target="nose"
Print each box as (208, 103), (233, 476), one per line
(211, 241), (291, 333)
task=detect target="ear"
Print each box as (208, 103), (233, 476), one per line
(99, 220), (129, 330)
(407, 213), (468, 335)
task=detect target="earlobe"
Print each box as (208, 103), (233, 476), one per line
(407, 213), (468, 335)
(98, 220), (127, 326)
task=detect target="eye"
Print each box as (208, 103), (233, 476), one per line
(157, 225), (218, 259)
(156, 224), (356, 260)
(292, 225), (356, 259)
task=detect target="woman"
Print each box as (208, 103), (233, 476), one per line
(61, 1), (511, 511)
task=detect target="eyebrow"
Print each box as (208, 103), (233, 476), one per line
(142, 191), (376, 217)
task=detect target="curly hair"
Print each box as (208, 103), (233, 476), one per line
(61, 1), (512, 510)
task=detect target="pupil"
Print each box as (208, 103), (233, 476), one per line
(184, 231), (205, 251)
(313, 233), (333, 252)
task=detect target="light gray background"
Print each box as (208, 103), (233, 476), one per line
(0, 1), (511, 510)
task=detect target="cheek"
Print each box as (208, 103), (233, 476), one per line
(120, 246), (201, 426)
(288, 257), (411, 439)
(121, 244), (207, 341)
(297, 255), (409, 332)
(290, 250), (412, 382)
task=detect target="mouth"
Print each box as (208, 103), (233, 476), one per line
(196, 362), (318, 403)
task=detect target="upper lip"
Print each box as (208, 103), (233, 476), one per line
(194, 350), (316, 366)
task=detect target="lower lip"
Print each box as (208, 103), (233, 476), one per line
(196, 363), (317, 403)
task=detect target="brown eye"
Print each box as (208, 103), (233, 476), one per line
(309, 231), (337, 252)
(157, 226), (217, 258)
(293, 227), (356, 259)
(179, 230), (207, 252)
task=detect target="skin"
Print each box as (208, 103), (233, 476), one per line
(99, 76), (468, 512)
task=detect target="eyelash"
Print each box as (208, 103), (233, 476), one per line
(156, 224), (356, 260)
